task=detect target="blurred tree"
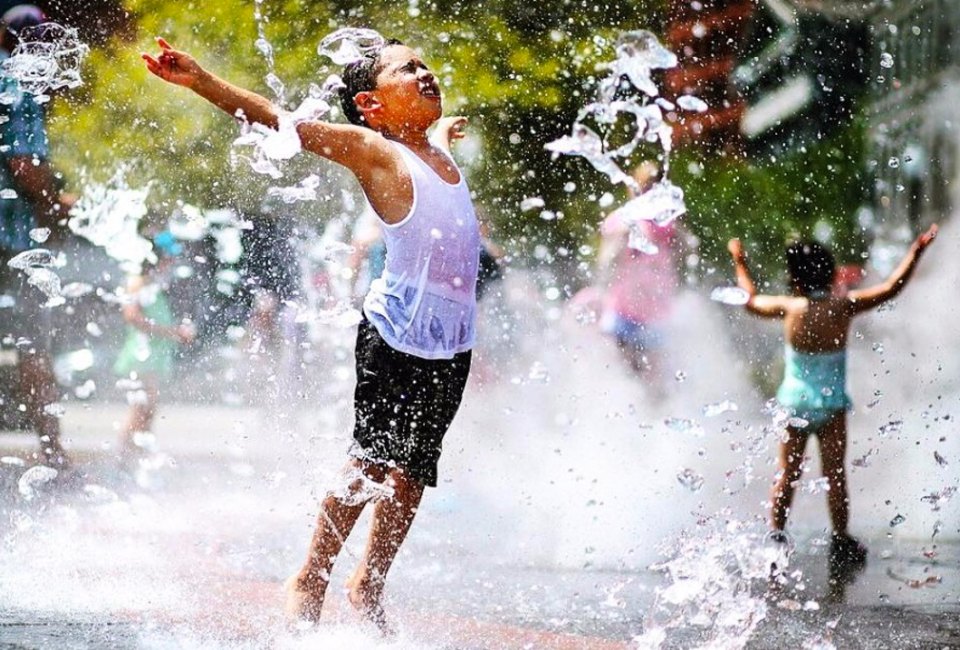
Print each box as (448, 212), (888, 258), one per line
(49, 0), (666, 229)
(48, 0), (866, 282)
(672, 118), (868, 285)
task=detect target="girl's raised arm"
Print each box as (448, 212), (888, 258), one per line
(847, 223), (938, 314)
(728, 239), (792, 319)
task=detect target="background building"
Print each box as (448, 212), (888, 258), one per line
(664, 0), (754, 151)
(866, 0), (959, 263)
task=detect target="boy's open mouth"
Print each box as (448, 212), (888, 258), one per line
(420, 81), (441, 98)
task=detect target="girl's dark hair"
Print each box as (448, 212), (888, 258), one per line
(785, 240), (836, 296)
(339, 38), (403, 128)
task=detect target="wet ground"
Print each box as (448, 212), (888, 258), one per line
(1, 402), (958, 649)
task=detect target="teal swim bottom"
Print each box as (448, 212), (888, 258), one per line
(776, 345), (852, 431)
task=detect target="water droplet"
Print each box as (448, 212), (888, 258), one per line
(887, 157), (900, 169)
(889, 513), (906, 527)
(522, 362), (549, 384)
(74, 379), (96, 399)
(663, 417), (704, 436)
(702, 400), (738, 417)
(852, 448), (878, 467)
(42, 402), (66, 418)
(878, 420), (903, 437)
(710, 286), (750, 305)
(880, 52), (894, 69)
(28, 227), (50, 243)
(676, 468), (704, 492)
(520, 196), (546, 212)
(61, 282), (92, 298)
(676, 95), (708, 112)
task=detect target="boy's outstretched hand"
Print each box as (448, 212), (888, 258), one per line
(915, 223), (938, 251)
(142, 38), (204, 89)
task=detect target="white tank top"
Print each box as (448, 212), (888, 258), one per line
(362, 140), (480, 359)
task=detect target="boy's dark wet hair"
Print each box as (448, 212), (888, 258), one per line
(785, 240), (836, 296)
(339, 38), (403, 128)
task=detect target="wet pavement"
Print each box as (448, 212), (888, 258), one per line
(1, 402), (958, 649)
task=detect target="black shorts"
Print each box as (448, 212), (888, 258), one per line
(350, 318), (471, 487)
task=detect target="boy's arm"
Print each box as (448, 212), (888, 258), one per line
(142, 39), (395, 177)
(727, 239), (789, 318)
(847, 223), (938, 314)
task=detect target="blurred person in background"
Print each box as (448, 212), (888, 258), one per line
(596, 162), (680, 386)
(113, 230), (195, 462)
(0, 5), (76, 467)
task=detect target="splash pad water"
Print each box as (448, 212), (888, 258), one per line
(0, 17), (956, 650)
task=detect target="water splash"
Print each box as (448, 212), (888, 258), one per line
(328, 466), (395, 507)
(17, 465), (58, 500)
(24, 267), (63, 306)
(28, 227), (50, 243)
(267, 173), (321, 203)
(546, 30), (695, 249)
(231, 26), (386, 185)
(6, 247), (65, 305)
(0, 23), (88, 100)
(67, 169), (153, 273)
(636, 517), (788, 649)
(230, 75), (343, 182)
(7, 247), (58, 270)
(317, 28), (386, 66)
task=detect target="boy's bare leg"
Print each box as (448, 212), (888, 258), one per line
(817, 413), (849, 534)
(346, 466), (424, 631)
(771, 426), (809, 531)
(285, 459), (386, 623)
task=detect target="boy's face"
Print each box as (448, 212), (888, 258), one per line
(360, 44), (442, 132)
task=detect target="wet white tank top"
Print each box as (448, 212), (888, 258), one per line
(362, 140), (480, 359)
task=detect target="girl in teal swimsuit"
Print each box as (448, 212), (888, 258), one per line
(728, 224), (938, 572)
(114, 231), (195, 459)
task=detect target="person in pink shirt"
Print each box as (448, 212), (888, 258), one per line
(597, 162), (680, 380)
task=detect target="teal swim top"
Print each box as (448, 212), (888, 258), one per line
(776, 345), (852, 426)
(114, 285), (177, 379)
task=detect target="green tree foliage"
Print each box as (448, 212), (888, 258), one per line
(672, 120), (868, 287)
(49, 0), (665, 220)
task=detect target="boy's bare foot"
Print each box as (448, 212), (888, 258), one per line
(345, 574), (394, 636)
(283, 574), (325, 625)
